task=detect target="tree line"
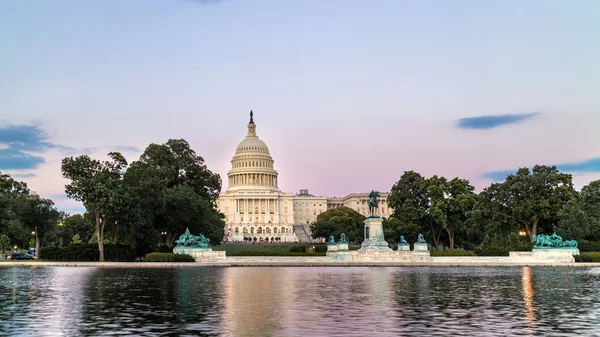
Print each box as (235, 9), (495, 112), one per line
(311, 165), (600, 252)
(3, 144), (600, 259)
(0, 139), (225, 261)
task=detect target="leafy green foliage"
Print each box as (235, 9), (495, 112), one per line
(556, 199), (589, 241)
(40, 243), (136, 262)
(478, 166), (576, 241)
(577, 240), (600, 252)
(387, 172), (477, 250)
(575, 252), (600, 263)
(144, 252), (195, 262)
(581, 180), (600, 240)
(0, 234), (10, 252)
(383, 217), (420, 245)
(309, 206), (365, 242)
(61, 152), (128, 261)
(288, 245), (307, 252)
(124, 139), (224, 247)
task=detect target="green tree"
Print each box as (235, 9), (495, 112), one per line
(12, 194), (61, 258)
(556, 199), (589, 241)
(478, 165), (576, 241)
(61, 152), (128, 261)
(426, 175), (448, 250)
(124, 139), (224, 247)
(310, 206), (365, 242)
(387, 171), (429, 224)
(0, 172), (30, 233)
(383, 217), (420, 245)
(581, 180), (600, 240)
(443, 178), (477, 250)
(72, 234), (82, 244)
(0, 234), (10, 252)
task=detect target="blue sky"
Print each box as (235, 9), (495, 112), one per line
(1, 0), (599, 213)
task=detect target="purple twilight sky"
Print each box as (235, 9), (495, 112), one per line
(1, 0), (599, 213)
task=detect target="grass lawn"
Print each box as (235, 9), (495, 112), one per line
(213, 243), (321, 254)
(212, 243), (361, 255)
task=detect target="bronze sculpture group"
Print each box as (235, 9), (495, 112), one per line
(175, 228), (211, 248)
(533, 232), (577, 249)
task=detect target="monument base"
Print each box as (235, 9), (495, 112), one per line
(398, 244), (410, 251)
(413, 243), (429, 252)
(359, 216), (392, 252)
(328, 250), (432, 262)
(531, 248), (579, 262)
(337, 243), (349, 251)
(173, 247), (226, 262)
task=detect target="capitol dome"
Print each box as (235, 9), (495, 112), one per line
(234, 132), (270, 155)
(226, 111), (279, 192)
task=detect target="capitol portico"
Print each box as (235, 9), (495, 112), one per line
(218, 112), (392, 243)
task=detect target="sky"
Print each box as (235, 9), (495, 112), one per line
(1, 0), (599, 214)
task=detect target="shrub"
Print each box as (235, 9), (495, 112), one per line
(578, 240), (600, 252)
(231, 251), (326, 257)
(575, 252), (600, 262)
(431, 250), (477, 257)
(158, 245), (174, 253)
(314, 245), (328, 253)
(144, 252), (195, 262)
(475, 245), (509, 256)
(39, 243), (136, 262)
(288, 245), (307, 253)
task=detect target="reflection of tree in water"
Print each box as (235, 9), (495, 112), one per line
(174, 268), (226, 335)
(391, 267), (528, 335)
(528, 268), (600, 334)
(80, 268), (226, 336)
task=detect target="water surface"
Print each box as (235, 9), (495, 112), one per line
(1, 267), (599, 336)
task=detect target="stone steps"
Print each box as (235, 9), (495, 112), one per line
(293, 224), (313, 243)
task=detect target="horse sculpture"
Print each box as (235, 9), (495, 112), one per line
(533, 232), (578, 249)
(175, 228), (211, 248)
(368, 190), (380, 216)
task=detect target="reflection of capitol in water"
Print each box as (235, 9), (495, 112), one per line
(218, 112), (393, 243)
(222, 268), (300, 335)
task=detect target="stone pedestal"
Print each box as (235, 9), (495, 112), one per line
(398, 244), (410, 251)
(337, 243), (349, 251)
(413, 243), (429, 252)
(532, 248), (579, 262)
(359, 216), (392, 251)
(327, 244), (338, 252)
(173, 247), (226, 262)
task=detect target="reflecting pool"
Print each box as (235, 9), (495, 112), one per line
(1, 267), (599, 336)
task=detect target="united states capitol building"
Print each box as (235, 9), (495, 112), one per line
(218, 112), (392, 243)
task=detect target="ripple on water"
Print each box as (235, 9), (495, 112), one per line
(1, 266), (600, 336)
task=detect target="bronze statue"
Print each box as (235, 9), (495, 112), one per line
(368, 190), (380, 216)
(249, 110), (254, 124)
(339, 233), (348, 243)
(175, 227), (211, 248)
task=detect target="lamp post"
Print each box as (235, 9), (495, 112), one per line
(161, 231), (167, 246)
(31, 231), (36, 258)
